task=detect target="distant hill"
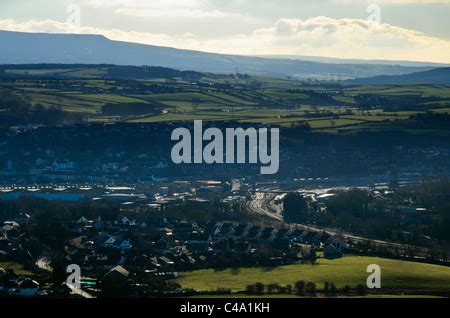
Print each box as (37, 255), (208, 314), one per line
(257, 55), (449, 68)
(346, 67), (450, 85)
(0, 30), (436, 79)
(0, 64), (203, 80)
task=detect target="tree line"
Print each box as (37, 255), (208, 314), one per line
(0, 90), (83, 127)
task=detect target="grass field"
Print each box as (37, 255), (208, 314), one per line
(0, 262), (35, 276)
(2, 67), (450, 132)
(176, 256), (450, 295)
(190, 294), (444, 299)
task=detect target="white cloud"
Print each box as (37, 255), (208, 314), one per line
(85, 0), (205, 9)
(248, 17), (450, 62)
(114, 7), (236, 18)
(0, 18), (193, 45)
(83, 0), (237, 18)
(334, 0), (450, 4)
(1, 16), (450, 63)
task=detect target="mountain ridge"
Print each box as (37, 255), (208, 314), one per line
(256, 55), (449, 68)
(346, 67), (450, 85)
(0, 29), (437, 79)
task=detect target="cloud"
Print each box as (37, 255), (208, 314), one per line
(249, 17), (450, 62)
(83, 0), (237, 18)
(334, 0), (450, 4)
(1, 16), (449, 63)
(114, 7), (237, 18)
(85, 0), (205, 8)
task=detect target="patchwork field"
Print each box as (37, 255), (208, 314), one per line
(1, 65), (450, 131)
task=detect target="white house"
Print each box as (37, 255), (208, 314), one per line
(117, 240), (132, 250)
(103, 236), (117, 247)
(76, 216), (89, 224)
(52, 160), (75, 171)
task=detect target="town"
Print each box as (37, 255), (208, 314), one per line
(1, 170), (450, 297)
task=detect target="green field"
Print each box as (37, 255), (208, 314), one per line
(0, 262), (35, 276)
(2, 65), (450, 131)
(190, 294), (443, 299)
(176, 256), (450, 295)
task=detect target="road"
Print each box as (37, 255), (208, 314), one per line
(246, 191), (434, 260)
(246, 192), (283, 222)
(68, 285), (96, 298)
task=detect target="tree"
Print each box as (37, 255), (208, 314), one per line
(324, 281), (330, 295)
(283, 193), (309, 223)
(343, 285), (351, 294)
(254, 282), (265, 295)
(191, 97), (200, 113)
(50, 255), (67, 284)
(294, 280), (306, 295)
(245, 282), (266, 295)
(330, 283), (338, 295)
(266, 283), (281, 294)
(246, 284), (256, 294)
(305, 282), (317, 296)
(286, 284), (292, 294)
(356, 284), (367, 296)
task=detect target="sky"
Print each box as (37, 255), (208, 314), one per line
(1, 0), (450, 63)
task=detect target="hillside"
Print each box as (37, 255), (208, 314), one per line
(176, 256), (450, 296)
(0, 64), (203, 80)
(258, 55), (449, 68)
(0, 30), (435, 79)
(347, 67), (450, 85)
(1, 64), (450, 130)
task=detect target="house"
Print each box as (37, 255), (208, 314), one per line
(185, 241), (209, 255)
(103, 265), (130, 284)
(159, 256), (175, 268)
(153, 236), (177, 251)
(76, 217), (89, 225)
(1, 222), (21, 248)
(103, 236), (118, 248)
(246, 226), (261, 239)
(398, 206), (417, 213)
(139, 222), (148, 229)
(17, 278), (40, 296)
(120, 217), (132, 226)
(231, 224), (248, 238)
(316, 232), (332, 245)
(218, 223), (233, 236)
(51, 160), (75, 171)
(0, 236), (10, 250)
(257, 227), (275, 241)
(68, 236), (90, 249)
(94, 217), (104, 229)
(234, 242), (252, 254)
(300, 231), (318, 244)
(324, 243), (343, 259)
(275, 228), (289, 240)
(11, 212), (30, 226)
(2, 221), (20, 232)
(117, 240), (132, 250)
(288, 229), (304, 241)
